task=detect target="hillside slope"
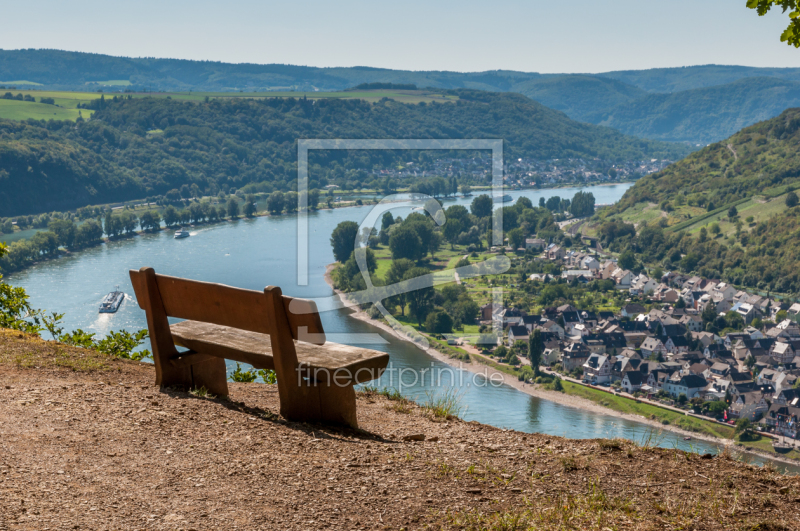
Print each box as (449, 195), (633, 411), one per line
(511, 75), (646, 122)
(6, 51), (800, 145)
(605, 108), (800, 292)
(598, 64), (800, 93)
(0, 91), (688, 216)
(5, 50), (800, 94)
(1, 329), (798, 530)
(587, 77), (800, 143)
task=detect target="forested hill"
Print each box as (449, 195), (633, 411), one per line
(612, 108), (800, 214)
(0, 91), (687, 216)
(5, 50), (800, 144)
(4, 50), (800, 93)
(584, 77), (800, 143)
(601, 109), (800, 293)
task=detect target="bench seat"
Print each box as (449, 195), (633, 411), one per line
(170, 320), (389, 385)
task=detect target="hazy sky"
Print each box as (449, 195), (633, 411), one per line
(2, 0), (799, 73)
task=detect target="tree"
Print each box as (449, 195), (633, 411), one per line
(528, 329), (543, 375)
(139, 210), (161, 232)
(163, 205), (179, 227)
(507, 227), (525, 250)
(267, 191), (285, 214)
(735, 417), (752, 435)
(385, 258), (415, 315)
(728, 205), (738, 220)
(330, 221), (359, 263)
(470, 194), (493, 218)
(552, 376), (564, 392)
(702, 300), (717, 325)
(284, 191), (299, 213)
(74, 220), (103, 247)
(747, 0), (800, 47)
(787, 191), (799, 207)
(227, 198), (240, 219)
(48, 219), (76, 248)
(307, 189), (320, 210)
(710, 222), (721, 236)
(618, 249), (636, 270)
(243, 195), (257, 218)
(652, 266), (664, 281)
(381, 211), (395, 231)
(425, 310), (453, 334)
(389, 225), (424, 261)
(443, 218), (463, 249)
(570, 191), (595, 218)
(706, 400), (728, 416)
(677, 393), (688, 405)
(494, 345), (508, 359)
(403, 267), (435, 326)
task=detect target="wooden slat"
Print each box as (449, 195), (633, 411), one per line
(171, 320), (388, 384)
(128, 270), (326, 345)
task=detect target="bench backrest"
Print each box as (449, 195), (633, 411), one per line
(129, 268), (326, 345)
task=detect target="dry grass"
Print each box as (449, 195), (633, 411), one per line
(0, 329), (113, 372)
(2, 334), (799, 530)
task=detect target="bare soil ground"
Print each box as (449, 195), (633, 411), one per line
(1, 329), (799, 530)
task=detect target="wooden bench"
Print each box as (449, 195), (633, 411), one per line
(129, 267), (389, 428)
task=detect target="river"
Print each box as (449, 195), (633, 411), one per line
(6, 183), (797, 471)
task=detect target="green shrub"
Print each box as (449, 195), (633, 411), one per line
(230, 363), (258, 383)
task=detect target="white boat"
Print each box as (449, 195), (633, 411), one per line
(99, 287), (124, 313)
(174, 228), (190, 239)
(493, 194), (513, 203)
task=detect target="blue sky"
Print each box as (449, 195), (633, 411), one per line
(2, 0), (799, 72)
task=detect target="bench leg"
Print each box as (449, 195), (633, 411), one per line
(277, 380), (358, 429)
(157, 362), (194, 391)
(191, 357), (229, 397)
(318, 383), (358, 429)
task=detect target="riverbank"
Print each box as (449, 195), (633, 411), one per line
(1, 329), (795, 530)
(324, 264), (800, 468)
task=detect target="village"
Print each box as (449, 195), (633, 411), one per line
(367, 156), (672, 188)
(484, 240), (800, 445)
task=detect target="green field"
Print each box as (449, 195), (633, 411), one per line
(681, 194), (791, 237)
(157, 89), (459, 105)
(561, 381), (737, 440)
(0, 88), (458, 122)
(0, 99), (94, 121)
(86, 80), (132, 86)
(0, 80), (42, 86)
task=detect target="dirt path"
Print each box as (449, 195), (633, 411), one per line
(727, 143), (739, 161)
(1, 330), (798, 530)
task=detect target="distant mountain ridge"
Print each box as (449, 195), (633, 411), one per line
(585, 77), (800, 143)
(3, 49), (800, 143)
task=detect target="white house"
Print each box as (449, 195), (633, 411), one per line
(507, 325), (529, 346)
(640, 337), (667, 358)
(581, 256), (600, 271)
(582, 354), (612, 384)
(622, 372), (646, 393)
(539, 320), (565, 339)
(525, 238), (546, 251)
(611, 268), (632, 290)
(665, 374), (708, 399)
(631, 275), (658, 296)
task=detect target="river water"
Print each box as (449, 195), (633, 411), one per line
(6, 184), (797, 471)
